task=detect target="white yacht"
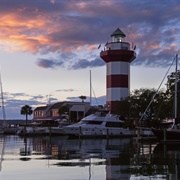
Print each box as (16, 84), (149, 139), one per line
(62, 110), (136, 138)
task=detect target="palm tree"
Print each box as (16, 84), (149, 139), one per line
(79, 95), (86, 102)
(20, 105), (33, 125)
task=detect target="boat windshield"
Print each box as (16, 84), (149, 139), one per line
(94, 110), (109, 117)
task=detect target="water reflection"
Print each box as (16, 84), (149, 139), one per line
(24, 136), (132, 180)
(153, 142), (180, 180)
(1, 135), (180, 180)
(131, 141), (180, 180)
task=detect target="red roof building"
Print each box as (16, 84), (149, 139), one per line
(33, 101), (90, 123)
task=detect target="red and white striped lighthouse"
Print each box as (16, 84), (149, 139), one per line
(100, 28), (136, 114)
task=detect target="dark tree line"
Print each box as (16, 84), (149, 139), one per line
(113, 70), (180, 127)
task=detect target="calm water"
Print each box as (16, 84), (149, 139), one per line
(0, 135), (180, 180)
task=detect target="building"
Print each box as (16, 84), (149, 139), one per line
(33, 101), (91, 123)
(100, 28), (136, 113)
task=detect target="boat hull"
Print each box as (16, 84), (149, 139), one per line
(51, 127), (66, 136)
(152, 128), (180, 140)
(16, 127), (49, 136)
(63, 126), (136, 138)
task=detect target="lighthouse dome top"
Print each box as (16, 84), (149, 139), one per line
(111, 28), (126, 38)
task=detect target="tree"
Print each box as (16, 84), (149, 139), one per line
(114, 88), (169, 127)
(20, 105), (33, 124)
(79, 95), (86, 102)
(58, 105), (69, 115)
(113, 97), (131, 119)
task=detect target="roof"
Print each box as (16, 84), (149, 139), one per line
(34, 101), (90, 113)
(70, 105), (85, 111)
(111, 28), (126, 37)
(50, 102), (64, 109)
(34, 106), (48, 111)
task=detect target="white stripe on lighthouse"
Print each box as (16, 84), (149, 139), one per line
(107, 87), (129, 101)
(107, 61), (130, 76)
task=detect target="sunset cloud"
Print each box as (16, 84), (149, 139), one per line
(0, 0), (179, 70)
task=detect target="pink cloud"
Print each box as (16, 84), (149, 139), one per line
(0, 0), (179, 68)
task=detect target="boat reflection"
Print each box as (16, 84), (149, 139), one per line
(20, 137), (132, 179)
(17, 136), (180, 180)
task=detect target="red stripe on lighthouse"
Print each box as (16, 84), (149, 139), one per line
(100, 50), (136, 63)
(107, 74), (128, 88)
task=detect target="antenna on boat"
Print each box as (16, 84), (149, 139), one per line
(0, 70), (6, 123)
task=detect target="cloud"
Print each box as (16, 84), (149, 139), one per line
(36, 58), (64, 69)
(36, 50), (105, 69)
(2, 91), (54, 119)
(70, 57), (104, 70)
(50, 0), (55, 4)
(0, 0), (179, 69)
(56, 89), (75, 92)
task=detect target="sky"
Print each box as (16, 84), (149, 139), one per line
(0, 0), (180, 119)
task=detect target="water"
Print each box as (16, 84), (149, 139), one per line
(0, 135), (180, 180)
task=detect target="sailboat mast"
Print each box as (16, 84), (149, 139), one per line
(90, 70), (92, 106)
(0, 71), (6, 121)
(174, 54), (178, 122)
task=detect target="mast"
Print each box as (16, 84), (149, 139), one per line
(0, 71), (6, 123)
(90, 70), (92, 106)
(174, 54), (178, 123)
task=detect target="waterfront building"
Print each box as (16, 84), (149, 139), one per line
(33, 101), (91, 123)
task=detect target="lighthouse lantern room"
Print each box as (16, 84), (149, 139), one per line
(100, 28), (136, 114)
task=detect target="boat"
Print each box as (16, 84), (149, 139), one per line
(152, 54), (180, 141)
(16, 125), (48, 136)
(50, 121), (72, 136)
(41, 113), (72, 136)
(61, 110), (136, 138)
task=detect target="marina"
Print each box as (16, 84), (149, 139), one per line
(0, 1), (179, 179)
(0, 13), (179, 180)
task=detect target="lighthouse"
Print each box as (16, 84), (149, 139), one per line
(100, 28), (136, 114)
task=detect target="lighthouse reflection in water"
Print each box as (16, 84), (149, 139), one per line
(0, 135), (180, 180)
